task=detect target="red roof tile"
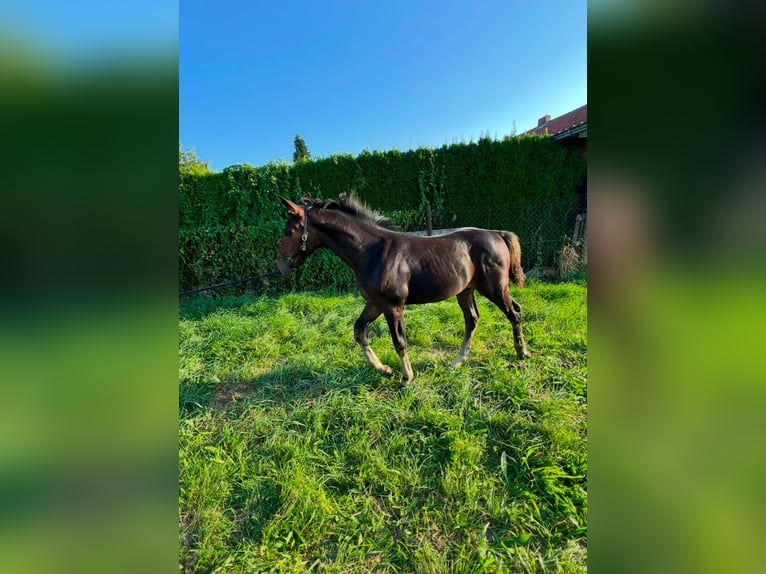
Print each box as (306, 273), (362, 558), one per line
(523, 104), (587, 138)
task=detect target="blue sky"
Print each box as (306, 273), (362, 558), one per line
(181, 1), (586, 171)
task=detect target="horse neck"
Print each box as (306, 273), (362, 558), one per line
(310, 210), (383, 270)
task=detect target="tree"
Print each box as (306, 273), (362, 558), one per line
(293, 134), (310, 163)
(179, 144), (209, 175)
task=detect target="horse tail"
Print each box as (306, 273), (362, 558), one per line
(499, 231), (525, 289)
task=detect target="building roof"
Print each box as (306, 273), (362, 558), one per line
(522, 104), (587, 140)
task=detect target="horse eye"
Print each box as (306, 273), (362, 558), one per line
(284, 230), (293, 237)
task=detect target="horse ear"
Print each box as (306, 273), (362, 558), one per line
(279, 196), (302, 215)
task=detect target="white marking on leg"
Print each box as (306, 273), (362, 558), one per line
(362, 344), (393, 376)
(451, 349), (468, 369)
(399, 349), (414, 385)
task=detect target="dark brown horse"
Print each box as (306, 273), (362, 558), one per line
(276, 194), (530, 385)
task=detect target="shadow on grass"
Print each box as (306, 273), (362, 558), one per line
(181, 477), (284, 572)
(231, 476), (283, 543)
(179, 292), (277, 321)
(180, 361), (399, 415)
(179, 345), (542, 416)
(179, 288), (356, 322)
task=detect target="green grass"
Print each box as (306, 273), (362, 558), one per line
(179, 280), (587, 573)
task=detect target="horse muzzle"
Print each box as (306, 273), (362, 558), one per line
(276, 254), (300, 277)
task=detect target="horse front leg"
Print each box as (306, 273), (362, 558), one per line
(451, 288), (480, 368)
(354, 301), (393, 377)
(383, 305), (414, 386)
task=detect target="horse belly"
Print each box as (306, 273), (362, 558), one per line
(405, 268), (471, 304)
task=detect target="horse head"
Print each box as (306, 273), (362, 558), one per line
(276, 196), (320, 276)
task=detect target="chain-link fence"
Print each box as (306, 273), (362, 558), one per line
(430, 193), (587, 272)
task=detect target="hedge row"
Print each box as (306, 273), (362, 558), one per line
(179, 222), (357, 294)
(180, 136), (585, 229)
(179, 136), (586, 293)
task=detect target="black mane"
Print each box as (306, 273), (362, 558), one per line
(306, 193), (397, 230)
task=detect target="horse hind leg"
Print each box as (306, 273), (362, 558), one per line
(503, 292), (531, 358)
(480, 285), (531, 359)
(354, 302), (393, 377)
(451, 289), (479, 369)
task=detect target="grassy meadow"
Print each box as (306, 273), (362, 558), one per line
(179, 278), (587, 572)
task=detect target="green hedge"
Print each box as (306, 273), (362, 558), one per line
(179, 221), (357, 294)
(180, 136), (584, 229)
(179, 136), (586, 293)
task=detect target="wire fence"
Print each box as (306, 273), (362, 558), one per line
(419, 193), (587, 271)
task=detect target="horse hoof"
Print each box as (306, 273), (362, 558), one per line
(399, 372), (413, 387)
(378, 366), (394, 377)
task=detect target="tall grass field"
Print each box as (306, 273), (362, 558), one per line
(179, 279), (586, 572)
